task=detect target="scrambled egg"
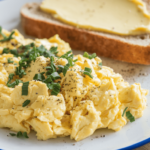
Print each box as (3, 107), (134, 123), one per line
(0, 29), (148, 141)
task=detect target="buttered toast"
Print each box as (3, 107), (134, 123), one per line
(21, 1), (150, 65)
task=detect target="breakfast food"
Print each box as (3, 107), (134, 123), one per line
(41, 0), (150, 35)
(21, 0), (150, 65)
(0, 27), (148, 141)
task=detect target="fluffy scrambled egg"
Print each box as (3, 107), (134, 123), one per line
(0, 29), (148, 141)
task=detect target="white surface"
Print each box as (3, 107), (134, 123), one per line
(0, 0), (150, 150)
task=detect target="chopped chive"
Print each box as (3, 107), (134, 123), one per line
(22, 82), (29, 95)
(126, 111), (135, 122)
(22, 132), (29, 138)
(83, 52), (96, 59)
(10, 131), (29, 139)
(2, 48), (9, 54)
(83, 72), (93, 78)
(98, 62), (102, 69)
(47, 83), (61, 95)
(57, 65), (64, 74)
(68, 58), (74, 67)
(7, 58), (14, 63)
(83, 67), (93, 78)
(83, 52), (89, 58)
(7, 73), (14, 84)
(10, 49), (18, 57)
(9, 133), (16, 136)
(33, 72), (45, 81)
(0, 26), (15, 42)
(63, 64), (70, 76)
(17, 131), (22, 138)
(15, 65), (26, 78)
(50, 46), (58, 54)
(44, 75), (52, 83)
(122, 107), (128, 117)
(7, 79), (22, 88)
(60, 50), (73, 59)
(84, 67), (92, 73)
(51, 72), (61, 80)
(73, 59), (78, 62)
(22, 100), (30, 107)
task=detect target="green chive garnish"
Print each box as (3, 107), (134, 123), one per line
(83, 52), (96, 59)
(122, 107), (128, 117)
(126, 111), (135, 122)
(22, 82), (29, 95)
(83, 67), (93, 78)
(7, 58), (14, 63)
(22, 100), (30, 107)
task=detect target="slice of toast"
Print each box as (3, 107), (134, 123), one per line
(21, 2), (150, 65)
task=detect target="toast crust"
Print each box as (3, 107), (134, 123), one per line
(21, 4), (150, 65)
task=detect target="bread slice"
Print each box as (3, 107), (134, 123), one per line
(21, 2), (150, 65)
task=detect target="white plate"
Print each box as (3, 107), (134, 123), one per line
(0, 0), (150, 150)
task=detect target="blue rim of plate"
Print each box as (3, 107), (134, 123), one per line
(0, 137), (150, 150)
(118, 137), (150, 150)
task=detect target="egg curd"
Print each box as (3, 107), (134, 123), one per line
(0, 28), (148, 141)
